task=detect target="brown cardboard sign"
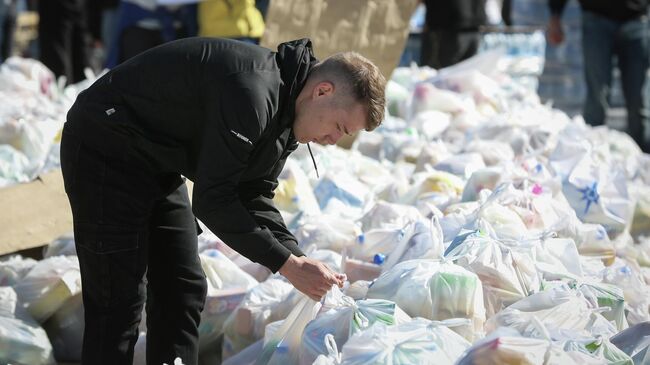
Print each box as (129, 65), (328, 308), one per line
(261, 0), (418, 78)
(0, 169), (72, 256)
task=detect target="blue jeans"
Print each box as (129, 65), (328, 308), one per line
(582, 11), (650, 151)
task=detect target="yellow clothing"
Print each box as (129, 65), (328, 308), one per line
(198, 0), (265, 39)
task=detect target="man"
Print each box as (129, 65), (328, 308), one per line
(547, 0), (650, 152)
(60, 37), (386, 364)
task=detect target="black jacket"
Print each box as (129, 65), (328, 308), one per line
(66, 37), (314, 272)
(550, 0), (648, 21)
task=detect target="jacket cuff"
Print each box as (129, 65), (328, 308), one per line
(264, 241), (294, 273)
(279, 238), (305, 258)
(216, 227), (293, 273)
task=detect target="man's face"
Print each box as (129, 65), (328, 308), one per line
(293, 82), (367, 145)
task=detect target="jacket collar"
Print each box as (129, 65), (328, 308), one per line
(275, 38), (318, 130)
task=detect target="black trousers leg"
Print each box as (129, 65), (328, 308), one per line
(60, 126), (206, 365)
(146, 184), (207, 365)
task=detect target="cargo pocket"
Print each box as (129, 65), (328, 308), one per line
(75, 223), (144, 308)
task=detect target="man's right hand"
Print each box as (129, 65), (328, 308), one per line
(279, 254), (345, 301)
(547, 16), (565, 46)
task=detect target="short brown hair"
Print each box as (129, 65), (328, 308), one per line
(309, 52), (386, 131)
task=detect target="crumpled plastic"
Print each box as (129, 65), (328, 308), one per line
(198, 249), (258, 351)
(485, 284), (618, 340)
(255, 295), (321, 365)
(445, 228), (540, 317)
(221, 277), (300, 360)
(366, 259), (485, 341)
(610, 321), (650, 364)
(299, 288), (410, 365)
(12, 255), (81, 323)
(339, 318), (471, 365)
(0, 287), (55, 365)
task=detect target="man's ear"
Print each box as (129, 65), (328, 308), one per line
(312, 81), (334, 98)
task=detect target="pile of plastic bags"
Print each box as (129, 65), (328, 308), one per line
(0, 57), (94, 187)
(2, 49), (650, 364)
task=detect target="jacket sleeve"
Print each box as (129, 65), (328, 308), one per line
(192, 74), (293, 273)
(239, 178), (306, 259)
(549, 0), (568, 16)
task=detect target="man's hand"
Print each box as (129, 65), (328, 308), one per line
(547, 15), (565, 46)
(279, 255), (345, 301)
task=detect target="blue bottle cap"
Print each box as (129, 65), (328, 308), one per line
(373, 253), (386, 265)
(357, 234), (365, 244)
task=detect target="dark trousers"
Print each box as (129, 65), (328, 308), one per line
(582, 11), (650, 152)
(38, 0), (88, 84)
(420, 29), (480, 69)
(60, 126), (207, 365)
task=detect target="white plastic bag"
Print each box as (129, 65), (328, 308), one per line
(358, 201), (424, 232)
(314, 172), (371, 212)
(221, 339), (263, 365)
(274, 160), (321, 216)
(610, 321), (650, 365)
(485, 284), (618, 340)
(0, 316), (55, 365)
(12, 255), (81, 323)
(0, 255), (37, 286)
(42, 294), (84, 362)
(409, 110), (451, 140)
(602, 259), (650, 326)
(213, 240), (272, 282)
(574, 280), (628, 331)
(366, 259), (486, 341)
(295, 215), (360, 253)
(306, 246), (343, 274)
(221, 278), (296, 359)
(455, 328), (554, 365)
(549, 129), (634, 236)
(345, 228), (404, 264)
(339, 318), (471, 365)
(434, 153), (486, 179)
(399, 170), (465, 206)
(464, 139), (514, 166)
(254, 295), (321, 365)
(299, 295), (410, 365)
(43, 233), (76, 258)
(380, 219), (445, 272)
(200, 250), (258, 292)
(461, 166), (507, 202)
(409, 82), (473, 117)
(563, 338), (633, 365)
(444, 229), (540, 317)
(312, 334), (341, 365)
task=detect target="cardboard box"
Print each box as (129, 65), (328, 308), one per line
(0, 169), (72, 256)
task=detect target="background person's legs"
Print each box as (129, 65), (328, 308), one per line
(38, 0), (88, 83)
(119, 25), (164, 63)
(615, 16), (650, 152)
(581, 11), (617, 127)
(420, 29), (479, 69)
(71, 7), (89, 83)
(146, 183), (207, 365)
